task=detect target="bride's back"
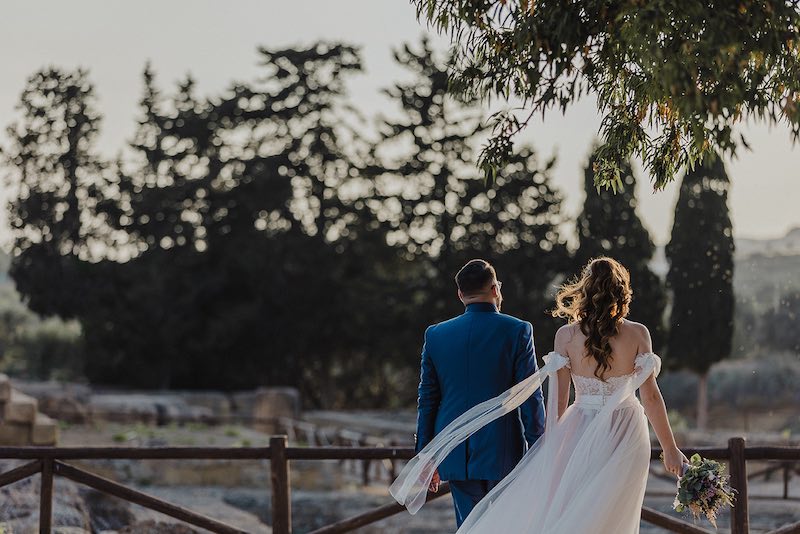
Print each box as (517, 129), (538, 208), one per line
(559, 320), (651, 379)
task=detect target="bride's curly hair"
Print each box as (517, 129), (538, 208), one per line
(552, 257), (632, 380)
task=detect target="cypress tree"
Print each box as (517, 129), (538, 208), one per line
(666, 156), (735, 429)
(575, 150), (667, 352)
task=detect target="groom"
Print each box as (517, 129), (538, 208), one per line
(415, 259), (546, 527)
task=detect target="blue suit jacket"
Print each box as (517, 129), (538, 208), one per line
(415, 302), (546, 482)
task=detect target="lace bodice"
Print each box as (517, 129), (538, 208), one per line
(571, 372), (635, 396)
(563, 353), (660, 397)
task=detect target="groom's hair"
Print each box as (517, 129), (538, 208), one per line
(456, 259), (497, 295)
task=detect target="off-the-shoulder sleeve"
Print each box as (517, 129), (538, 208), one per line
(634, 352), (662, 378)
(543, 351), (570, 369)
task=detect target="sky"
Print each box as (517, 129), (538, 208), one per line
(1, 0), (798, 246)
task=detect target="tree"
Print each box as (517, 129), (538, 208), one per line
(3, 42), (571, 407)
(464, 148), (570, 356)
(70, 44), (415, 406)
(372, 40), (569, 359)
(575, 149), (667, 351)
(3, 46), (392, 401)
(413, 1), (800, 189)
(88, 43), (374, 395)
(3, 68), (108, 318)
(369, 39), (488, 324)
(666, 157), (735, 430)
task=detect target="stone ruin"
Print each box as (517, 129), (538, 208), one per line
(0, 373), (58, 446)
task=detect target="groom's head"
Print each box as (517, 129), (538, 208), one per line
(456, 259), (502, 309)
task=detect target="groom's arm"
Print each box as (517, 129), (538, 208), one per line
(415, 326), (440, 453)
(515, 322), (546, 448)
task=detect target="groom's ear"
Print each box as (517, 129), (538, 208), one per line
(457, 289), (465, 303)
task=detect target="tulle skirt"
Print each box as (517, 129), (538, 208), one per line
(457, 397), (652, 534)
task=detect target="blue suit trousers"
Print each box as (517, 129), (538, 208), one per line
(449, 479), (500, 527)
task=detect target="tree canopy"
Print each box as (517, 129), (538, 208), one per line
(370, 40), (570, 357)
(3, 41), (569, 406)
(414, 0), (800, 189)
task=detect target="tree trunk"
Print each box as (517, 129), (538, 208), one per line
(696, 372), (709, 430)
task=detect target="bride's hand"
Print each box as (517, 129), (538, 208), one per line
(429, 470), (441, 493)
(662, 447), (689, 478)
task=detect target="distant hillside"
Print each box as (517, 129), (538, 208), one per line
(651, 226), (800, 283)
(737, 227), (800, 259)
(734, 253), (800, 311)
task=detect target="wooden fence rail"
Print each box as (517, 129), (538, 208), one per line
(0, 437), (798, 534)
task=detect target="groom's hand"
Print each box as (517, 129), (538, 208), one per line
(428, 470), (441, 493)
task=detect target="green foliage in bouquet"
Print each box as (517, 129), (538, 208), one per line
(674, 454), (736, 527)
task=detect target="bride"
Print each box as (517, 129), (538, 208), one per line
(391, 257), (688, 533)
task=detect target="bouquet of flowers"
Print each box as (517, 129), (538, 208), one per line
(673, 454), (736, 527)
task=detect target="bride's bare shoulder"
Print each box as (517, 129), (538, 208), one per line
(620, 320), (653, 352)
(554, 323), (581, 355)
(621, 319), (648, 333)
(555, 323), (581, 340)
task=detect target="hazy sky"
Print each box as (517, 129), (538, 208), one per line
(1, 1), (798, 245)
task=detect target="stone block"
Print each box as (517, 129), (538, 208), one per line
(181, 391), (233, 418)
(231, 391), (257, 419)
(0, 373), (10, 402)
(89, 394), (157, 424)
(32, 413), (59, 445)
(14, 380), (91, 423)
(40, 395), (89, 423)
(253, 387), (300, 433)
(4, 390), (38, 424)
(0, 422), (31, 445)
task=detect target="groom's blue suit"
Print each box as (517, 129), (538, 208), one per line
(415, 302), (546, 526)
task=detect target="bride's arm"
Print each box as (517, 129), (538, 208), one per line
(556, 368), (571, 418)
(553, 326), (572, 418)
(636, 324), (688, 477)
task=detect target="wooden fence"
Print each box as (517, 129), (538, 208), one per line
(0, 437), (798, 534)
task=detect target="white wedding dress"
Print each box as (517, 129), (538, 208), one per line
(391, 351), (661, 533)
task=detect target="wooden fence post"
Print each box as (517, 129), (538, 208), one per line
(359, 437), (371, 486)
(782, 462), (790, 500)
(271, 436), (291, 534)
(729, 437), (749, 534)
(388, 440), (397, 480)
(39, 458), (54, 534)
